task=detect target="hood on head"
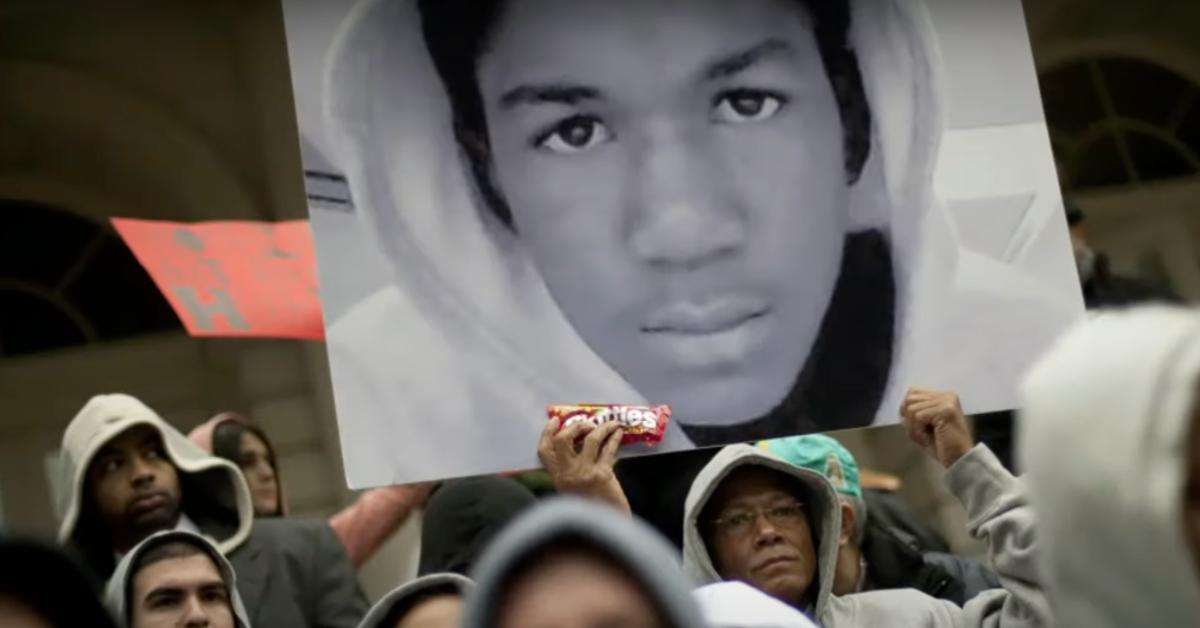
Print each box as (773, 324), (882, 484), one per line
(418, 476), (537, 576)
(682, 445), (841, 618)
(1019, 306), (1200, 628)
(187, 412), (246, 454)
(462, 497), (709, 628)
(358, 573), (474, 628)
(188, 411), (290, 517)
(105, 530), (251, 628)
(322, 0), (953, 422)
(57, 394), (253, 576)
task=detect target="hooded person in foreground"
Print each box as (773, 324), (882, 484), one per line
(1019, 307), (1200, 628)
(320, 0), (1080, 485)
(189, 411), (431, 567)
(0, 537), (118, 628)
(541, 388), (1050, 627)
(461, 497), (710, 628)
(56, 393), (368, 627)
(105, 530), (251, 628)
(357, 573), (473, 628)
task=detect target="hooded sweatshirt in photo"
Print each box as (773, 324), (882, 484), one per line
(57, 394), (368, 628)
(682, 444), (1050, 627)
(462, 497), (709, 628)
(105, 530), (253, 628)
(1019, 307), (1200, 628)
(189, 412), (425, 567)
(357, 573), (473, 628)
(318, 0), (1081, 486)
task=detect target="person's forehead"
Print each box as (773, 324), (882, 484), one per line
(483, 0), (817, 83)
(97, 424), (162, 456)
(135, 554), (224, 594)
(712, 465), (802, 508)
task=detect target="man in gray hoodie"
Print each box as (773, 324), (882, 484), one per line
(541, 389), (1051, 627)
(106, 530), (252, 628)
(56, 393), (367, 628)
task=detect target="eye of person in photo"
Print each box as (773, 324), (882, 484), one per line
(419, 0), (892, 442)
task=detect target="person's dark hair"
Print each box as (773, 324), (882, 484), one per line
(131, 539), (208, 574)
(0, 537), (118, 628)
(212, 418), (283, 517)
(377, 582), (463, 627)
(417, 0), (871, 227)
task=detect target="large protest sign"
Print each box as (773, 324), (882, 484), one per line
(113, 218), (323, 340)
(281, 0), (1084, 486)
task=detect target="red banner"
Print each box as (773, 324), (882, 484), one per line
(112, 218), (324, 340)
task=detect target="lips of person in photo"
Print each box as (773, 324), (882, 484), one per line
(640, 293), (773, 368)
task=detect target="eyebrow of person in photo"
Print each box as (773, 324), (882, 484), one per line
(417, 0), (894, 443)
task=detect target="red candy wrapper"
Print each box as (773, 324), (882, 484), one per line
(548, 404), (672, 446)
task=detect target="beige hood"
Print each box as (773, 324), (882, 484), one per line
(56, 394), (253, 577)
(1019, 306), (1200, 628)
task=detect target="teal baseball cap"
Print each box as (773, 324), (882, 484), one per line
(759, 434), (862, 500)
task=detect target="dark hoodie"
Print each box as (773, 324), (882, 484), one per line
(418, 476), (537, 576)
(0, 537), (118, 628)
(462, 497), (709, 628)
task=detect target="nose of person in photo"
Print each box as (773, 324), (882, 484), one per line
(419, 0), (887, 437)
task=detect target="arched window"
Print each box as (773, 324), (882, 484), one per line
(0, 200), (180, 356)
(1041, 57), (1200, 189)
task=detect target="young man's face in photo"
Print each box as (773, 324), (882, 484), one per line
(478, 0), (849, 425)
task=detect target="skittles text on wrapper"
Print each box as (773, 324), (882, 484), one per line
(547, 404), (672, 446)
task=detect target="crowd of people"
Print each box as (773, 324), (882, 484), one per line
(2, 305), (1200, 627)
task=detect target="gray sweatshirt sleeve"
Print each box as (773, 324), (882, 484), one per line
(945, 444), (1052, 628)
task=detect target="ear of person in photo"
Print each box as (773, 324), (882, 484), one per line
(1019, 306), (1200, 628)
(284, 0), (1082, 485)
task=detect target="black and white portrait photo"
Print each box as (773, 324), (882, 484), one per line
(281, 0), (1084, 486)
